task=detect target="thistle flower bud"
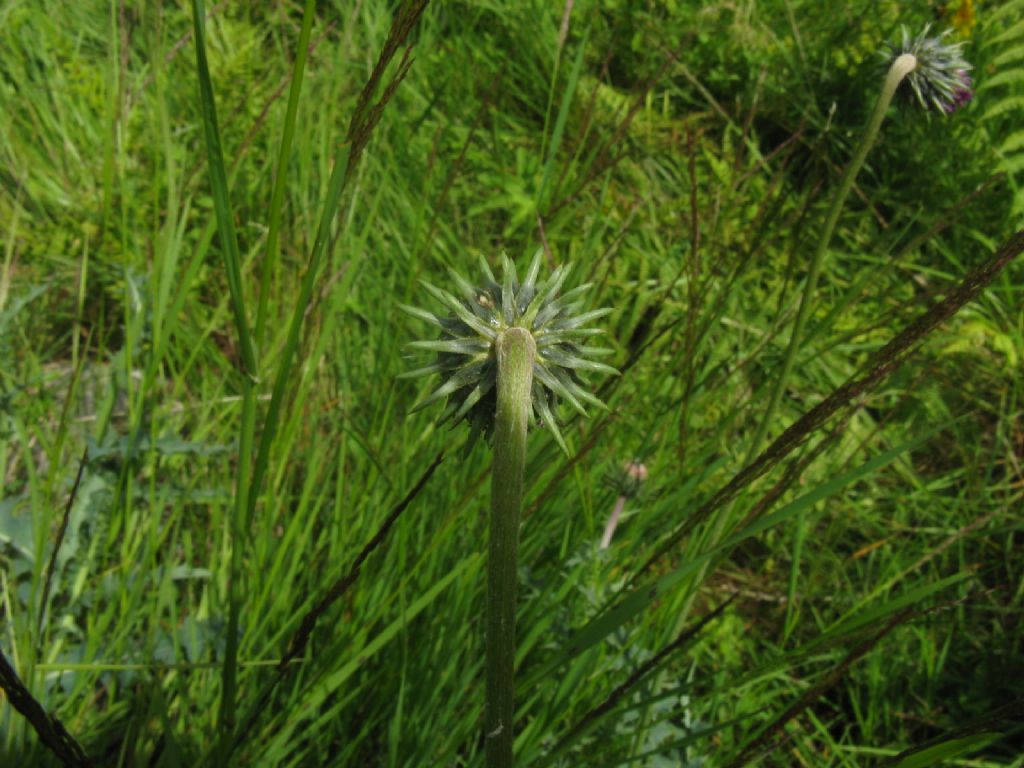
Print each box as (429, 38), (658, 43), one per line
(600, 460), (649, 549)
(604, 459), (649, 500)
(881, 25), (973, 113)
(400, 251), (618, 453)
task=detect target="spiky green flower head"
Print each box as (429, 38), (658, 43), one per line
(881, 25), (972, 113)
(400, 251), (618, 453)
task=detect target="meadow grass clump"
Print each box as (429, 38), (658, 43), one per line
(1, 2), (1023, 766)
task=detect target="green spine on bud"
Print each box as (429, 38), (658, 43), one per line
(400, 250), (618, 453)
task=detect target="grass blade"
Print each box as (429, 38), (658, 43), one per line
(254, 0), (317, 346)
(521, 425), (946, 691)
(189, 0), (259, 741)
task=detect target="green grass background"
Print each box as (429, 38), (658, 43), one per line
(1, 0), (1023, 765)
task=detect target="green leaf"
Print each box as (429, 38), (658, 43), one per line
(190, 0), (256, 378)
(890, 733), (1002, 767)
(983, 95), (1024, 121)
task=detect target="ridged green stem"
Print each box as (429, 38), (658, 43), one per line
(673, 53), (921, 642)
(487, 327), (536, 768)
(747, 53), (918, 460)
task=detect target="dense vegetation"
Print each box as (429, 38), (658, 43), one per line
(1, 0), (1022, 765)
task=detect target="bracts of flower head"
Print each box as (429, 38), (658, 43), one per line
(747, 23), (973, 460)
(881, 25), (973, 113)
(400, 250), (618, 454)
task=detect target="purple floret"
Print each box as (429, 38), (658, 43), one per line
(944, 71), (973, 113)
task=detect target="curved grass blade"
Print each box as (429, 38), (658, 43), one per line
(520, 424), (948, 691)
(255, 0), (317, 346)
(190, 0), (259, 742)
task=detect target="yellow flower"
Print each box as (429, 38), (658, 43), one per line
(947, 0), (977, 38)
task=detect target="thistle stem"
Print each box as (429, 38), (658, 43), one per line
(747, 53), (917, 459)
(600, 496), (627, 550)
(487, 327), (536, 768)
(673, 53), (922, 647)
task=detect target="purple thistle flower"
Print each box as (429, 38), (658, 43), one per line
(881, 25), (973, 114)
(944, 70), (973, 113)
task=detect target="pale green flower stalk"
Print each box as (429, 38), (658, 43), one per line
(684, 24), (976, 637)
(600, 460), (649, 550)
(747, 25), (971, 460)
(401, 251), (616, 768)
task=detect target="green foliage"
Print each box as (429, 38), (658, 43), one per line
(1, 1), (1022, 767)
(978, 0), (1024, 217)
